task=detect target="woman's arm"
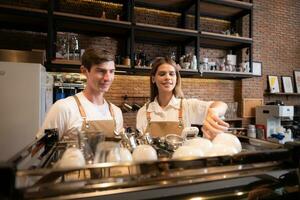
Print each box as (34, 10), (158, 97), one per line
(201, 101), (229, 140)
(136, 105), (148, 134)
(112, 105), (124, 133)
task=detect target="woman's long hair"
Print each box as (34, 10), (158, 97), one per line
(150, 57), (184, 102)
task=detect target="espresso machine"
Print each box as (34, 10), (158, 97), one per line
(256, 105), (294, 138)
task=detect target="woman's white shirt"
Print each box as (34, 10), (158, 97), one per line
(136, 96), (212, 133)
(36, 92), (123, 138)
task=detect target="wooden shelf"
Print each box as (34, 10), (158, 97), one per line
(179, 69), (198, 72)
(0, 4), (47, 15)
(225, 118), (243, 122)
(54, 82), (85, 89)
(0, 4), (48, 32)
(134, 66), (151, 70)
(128, 68), (258, 79)
(264, 92), (300, 96)
(47, 59), (132, 74)
(134, 25), (253, 48)
(200, 70), (258, 79)
(48, 59), (81, 72)
(52, 59), (80, 65)
(134, 0), (195, 13)
(134, 0), (253, 20)
(54, 11), (131, 36)
(129, 68), (201, 78)
(48, 60), (260, 79)
(47, 60), (198, 77)
(199, 0), (253, 20)
(200, 31), (252, 49)
(135, 23), (197, 44)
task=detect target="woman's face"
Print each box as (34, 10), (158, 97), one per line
(152, 63), (177, 95)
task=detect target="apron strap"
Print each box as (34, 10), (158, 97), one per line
(145, 102), (151, 133)
(146, 102), (151, 124)
(146, 98), (184, 128)
(73, 95), (116, 130)
(178, 98), (183, 128)
(73, 95), (88, 128)
(107, 101), (116, 131)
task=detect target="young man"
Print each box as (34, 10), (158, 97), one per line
(37, 48), (123, 139)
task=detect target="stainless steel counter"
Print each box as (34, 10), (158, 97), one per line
(1, 134), (299, 200)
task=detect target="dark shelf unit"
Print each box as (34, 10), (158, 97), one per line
(224, 117), (243, 128)
(264, 92), (300, 101)
(134, 0), (252, 20)
(200, 31), (252, 49)
(0, 0), (255, 79)
(0, 4), (48, 32)
(200, 70), (258, 79)
(134, 0), (195, 13)
(48, 59), (257, 79)
(134, 23), (198, 44)
(48, 59), (132, 75)
(224, 117), (243, 122)
(198, 0), (252, 20)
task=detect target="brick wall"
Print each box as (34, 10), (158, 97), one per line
(0, 0), (299, 128)
(243, 0), (300, 106)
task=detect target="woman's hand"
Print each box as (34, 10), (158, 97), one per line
(201, 108), (229, 140)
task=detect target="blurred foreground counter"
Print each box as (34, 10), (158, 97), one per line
(0, 132), (299, 200)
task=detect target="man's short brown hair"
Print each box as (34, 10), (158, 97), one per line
(81, 48), (115, 71)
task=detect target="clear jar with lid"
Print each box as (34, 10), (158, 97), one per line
(247, 125), (256, 138)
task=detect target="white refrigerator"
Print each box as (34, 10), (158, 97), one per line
(0, 61), (53, 161)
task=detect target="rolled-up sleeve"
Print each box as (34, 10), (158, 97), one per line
(36, 100), (69, 139)
(113, 106), (124, 133)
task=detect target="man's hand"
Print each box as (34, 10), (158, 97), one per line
(201, 108), (229, 140)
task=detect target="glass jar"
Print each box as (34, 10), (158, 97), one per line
(247, 125), (256, 138)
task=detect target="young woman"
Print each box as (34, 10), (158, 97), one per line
(136, 57), (229, 140)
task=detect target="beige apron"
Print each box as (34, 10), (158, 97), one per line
(73, 95), (116, 137)
(145, 99), (184, 137)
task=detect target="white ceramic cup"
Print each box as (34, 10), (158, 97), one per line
(212, 133), (242, 153)
(205, 143), (238, 157)
(132, 145), (157, 162)
(119, 147), (133, 162)
(172, 145), (204, 159)
(94, 141), (121, 163)
(183, 137), (212, 154)
(57, 147), (86, 168)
